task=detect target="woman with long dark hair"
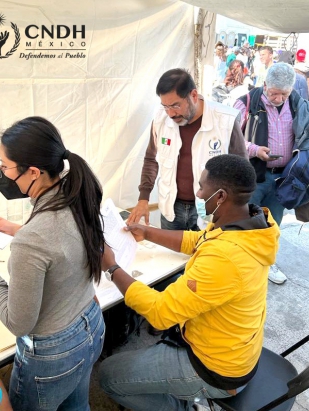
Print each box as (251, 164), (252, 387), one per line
(0, 116), (105, 411)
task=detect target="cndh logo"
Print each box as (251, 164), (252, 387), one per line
(209, 138), (221, 151)
(0, 13), (20, 59)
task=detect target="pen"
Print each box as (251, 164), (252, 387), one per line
(0, 387), (2, 403)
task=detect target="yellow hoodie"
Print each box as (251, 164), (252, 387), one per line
(125, 206), (279, 379)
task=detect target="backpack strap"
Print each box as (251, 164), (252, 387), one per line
(241, 92), (251, 132)
(289, 89), (301, 119)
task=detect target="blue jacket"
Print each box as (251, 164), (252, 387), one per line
(294, 73), (309, 100)
(275, 95), (309, 212)
(275, 149), (309, 209)
(293, 93), (309, 150)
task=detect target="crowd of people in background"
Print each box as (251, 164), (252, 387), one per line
(212, 41), (309, 102)
(210, 41), (309, 285)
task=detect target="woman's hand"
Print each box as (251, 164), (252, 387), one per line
(101, 244), (117, 272)
(0, 218), (21, 236)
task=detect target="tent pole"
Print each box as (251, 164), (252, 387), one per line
(194, 8), (204, 92)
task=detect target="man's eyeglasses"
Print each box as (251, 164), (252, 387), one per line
(161, 95), (189, 112)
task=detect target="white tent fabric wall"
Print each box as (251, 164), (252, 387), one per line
(3, 0), (306, 225)
(0, 0), (195, 223)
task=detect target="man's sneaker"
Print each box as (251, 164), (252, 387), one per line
(193, 404), (210, 411)
(268, 264), (287, 284)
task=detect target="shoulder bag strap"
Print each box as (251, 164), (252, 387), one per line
(241, 92), (251, 133)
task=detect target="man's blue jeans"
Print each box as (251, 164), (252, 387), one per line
(9, 300), (105, 411)
(250, 170), (285, 226)
(161, 200), (199, 231)
(99, 343), (233, 411)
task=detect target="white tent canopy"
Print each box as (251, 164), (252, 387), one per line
(186, 0), (309, 33)
(0, 0), (307, 224)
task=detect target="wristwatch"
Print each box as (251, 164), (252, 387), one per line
(105, 264), (120, 282)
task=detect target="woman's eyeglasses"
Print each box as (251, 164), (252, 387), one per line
(0, 165), (19, 178)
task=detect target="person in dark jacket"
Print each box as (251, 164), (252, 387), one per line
(234, 63), (306, 285)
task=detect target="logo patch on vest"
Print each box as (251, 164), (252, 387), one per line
(161, 137), (171, 146)
(208, 137), (222, 156)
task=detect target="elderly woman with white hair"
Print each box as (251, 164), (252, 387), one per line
(234, 62), (309, 285)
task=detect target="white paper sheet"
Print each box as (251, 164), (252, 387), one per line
(94, 239), (188, 310)
(101, 198), (137, 270)
(0, 322), (16, 352)
(0, 233), (13, 250)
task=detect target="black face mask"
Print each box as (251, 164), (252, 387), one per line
(0, 173), (28, 199)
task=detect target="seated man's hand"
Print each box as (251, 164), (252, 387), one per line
(124, 224), (147, 242)
(126, 200), (150, 225)
(0, 217), (22, 236)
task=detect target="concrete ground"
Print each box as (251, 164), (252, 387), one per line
(262, 210), (309, 411)
(1, 211), (308, 410)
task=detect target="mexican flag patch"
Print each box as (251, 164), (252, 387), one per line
(161, 137), (171, 146)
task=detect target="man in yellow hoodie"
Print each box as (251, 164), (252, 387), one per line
(100, 154), (279, 411)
